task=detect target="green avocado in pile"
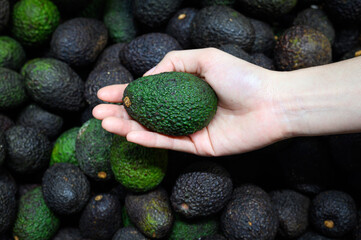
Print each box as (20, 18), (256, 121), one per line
(123, 72), (218, 136)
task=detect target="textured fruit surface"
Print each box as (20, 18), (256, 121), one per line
(123, 72), (218, 136)
(21, 58), (84, 112)
(50, 127), (80, 166)
(13, 187), (60, 240)
(125, 187), (174, 238)
(111, 135), (168, 192)
(0, 36), (25, 70)
(11, 0), (60, 46)
(274, 25), (332, 71)
(76, 118), (114, 181)
(42, 163), (90, 215)
(0, 67), (27, 110)
(169, 215), (219, 240)
(191, 6), (255, 50)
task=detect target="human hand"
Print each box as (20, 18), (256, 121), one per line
(92, 48), (290, 156)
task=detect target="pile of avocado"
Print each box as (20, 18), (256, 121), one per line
(1, 0), (361, 239)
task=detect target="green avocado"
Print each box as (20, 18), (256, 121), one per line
(0, 67), (27, 111)
(123, 72), (218, 136)
(11, 0), (60, 46)
(76, 118), (114, 181)
(50, 127), (80, 166)
(13, 187), (60, 240)
(125, 187), (174, 239)
(169, 215), (219, 240)
(0, 36), (26, 70)
(110, 135), (168, 192)
(103, 0), (137, 43)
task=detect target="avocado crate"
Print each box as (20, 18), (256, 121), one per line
(1, 0), (361, 239)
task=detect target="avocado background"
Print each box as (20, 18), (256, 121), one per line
(0, 0), (361, 239)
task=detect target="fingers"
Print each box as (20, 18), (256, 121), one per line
(92, 104), (132, 120)
(126, 131), (197, 154)
(101, 116), (147, 136)
(97, 84), (128, 103)
(144, 48), (220, 77)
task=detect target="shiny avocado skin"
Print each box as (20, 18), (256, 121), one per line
(123, 72), (218, 136)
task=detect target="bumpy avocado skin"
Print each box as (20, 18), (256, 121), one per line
(50, 18), (108, 66)
(133, 0), (183, 28)
(249, 18), (275, 54)
(171, 167), (233, 218)
(13, 187), (60, 240)
(218, 44), (252, 62)
(5, 126), (51, 174)
(293, 8), (335, 44)
(310, 190), (357, 238)
(236, 0), (298, 18)
(0, 0), (9, 32)
(274, 25), (332, 71)
(270, 190), (310, 238)
(11, 0), (60, 46)
(169, 215), (219, 240)
(42, 163), (90, 215)
(201, 0), (235, 7)
(125, 187), (174, 239)
(85, 63), (133, 107)
(166, 8), (198, 49)
(120, 33), (181, 77)
(0, 36), (26, 70)
(123, 72), (218, 136)
(113, 227), (149, 240)
(325, 0), (361, 24)
(191, 6), (255, 50)
(221, 184), (279, 240)
(103, 0), (137, 43)
(76, 118), (114, 181)
(0, 67), (27, 111)
(17, 104), (63, 139)
(110, 135), (168, 192)
(79, 194), (122, 240)
(50, 127), (80, 166)
(21, 58), (85, 112)
(94, 43), (126, 69)
(0, 173), (16, 234)
(251, 53), (275, 70)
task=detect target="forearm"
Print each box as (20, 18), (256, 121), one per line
(273, 57), (361, 138)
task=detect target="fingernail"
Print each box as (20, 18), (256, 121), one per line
(144, 66), (156, 76)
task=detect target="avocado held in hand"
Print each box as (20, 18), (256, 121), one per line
(123, 72), (218, 136)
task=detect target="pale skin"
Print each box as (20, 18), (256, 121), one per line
(92, 48), (361, 156)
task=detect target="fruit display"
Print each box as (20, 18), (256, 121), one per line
(1, 0), (361, 240)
